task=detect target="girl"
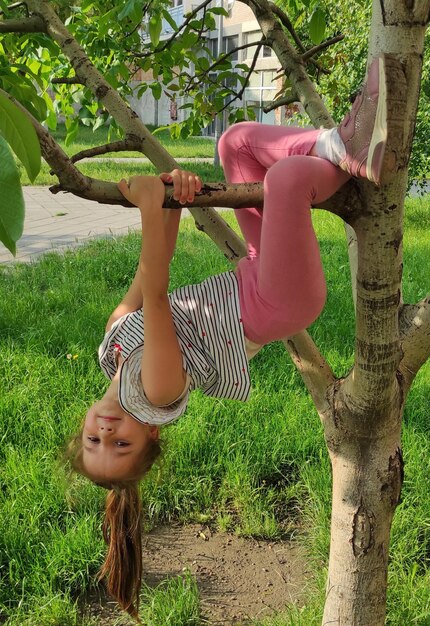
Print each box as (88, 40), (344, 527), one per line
(68, 56), (388, 619)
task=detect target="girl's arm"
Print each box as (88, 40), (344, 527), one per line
(105, 169), (200, 332)
(117, 172), (201, 406)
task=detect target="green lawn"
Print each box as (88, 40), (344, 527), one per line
(18, 122), (218, 185)
(18, 158), (224, 186)
(0, 199), (429, 625)
(51, 122), (215, 159)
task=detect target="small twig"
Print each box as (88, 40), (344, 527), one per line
(263, 92), (297, 113)
(219, 41), (264, 111)
(71, 139), (142, 163)
(302, 34), (344, 62)
(269, 3), (330, 75)
(269, 3), (304, 49)
(196, 41), (266, 83)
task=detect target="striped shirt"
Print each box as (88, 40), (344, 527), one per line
(99, 271), (251, 425)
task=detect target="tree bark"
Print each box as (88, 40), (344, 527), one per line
(320, 2), (429, 623)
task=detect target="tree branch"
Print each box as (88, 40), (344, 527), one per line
(0, 16), (45, 32)
(398, 296), (430, 392)
(52, 76), (84, 85)
(220, 42), (264, 111)
(302, 35), (344, 62)
(268, 2), (330, 75)
(189, 41), (264, 87)
(282, 334), (335, 417)
(263, 92), (297, 113)
(70, 139), (142, 163)
(268, 3), (305, 52)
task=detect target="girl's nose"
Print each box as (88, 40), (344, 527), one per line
(99, 425), (113, 432)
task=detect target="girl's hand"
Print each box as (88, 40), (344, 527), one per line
(118, 176), (165, 209)
(159, 169), (202, 205)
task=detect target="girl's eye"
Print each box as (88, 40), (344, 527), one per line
(115, 441), (130, 447)
(87, 436), (100, 443)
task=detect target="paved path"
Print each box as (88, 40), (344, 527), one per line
(0, 186), (191, 265)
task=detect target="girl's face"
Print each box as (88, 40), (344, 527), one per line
(82, 399), (158, 482)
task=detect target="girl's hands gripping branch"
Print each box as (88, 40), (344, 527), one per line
(159, 169), (202, 205)
(118, 170), (202, 210)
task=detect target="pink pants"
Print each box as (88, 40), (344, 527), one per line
(218, 122), (350, 344)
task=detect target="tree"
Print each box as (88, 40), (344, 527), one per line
(0, 1), (429, 624)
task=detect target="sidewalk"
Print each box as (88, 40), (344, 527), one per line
(0, 186), (191, 265)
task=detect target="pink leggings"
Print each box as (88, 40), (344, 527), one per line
(218, 122), (350, 344)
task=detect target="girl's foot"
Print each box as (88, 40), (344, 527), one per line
(337, 55), (387, 185)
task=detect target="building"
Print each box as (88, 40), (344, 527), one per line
(129, 0), (289, 133)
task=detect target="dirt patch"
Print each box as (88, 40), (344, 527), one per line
(84, 523), (307, 625)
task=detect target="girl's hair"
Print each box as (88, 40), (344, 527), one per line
(65, 431), (162, 620)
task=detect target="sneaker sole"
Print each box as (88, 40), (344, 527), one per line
(366, 56), (387, 183)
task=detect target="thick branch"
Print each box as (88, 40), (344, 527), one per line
(0, 16), (45, 32)
(71, 139), (142, 163)
(282, 335), (335, 416)
(398, 297), (430, 392)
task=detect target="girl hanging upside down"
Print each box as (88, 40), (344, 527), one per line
(67, 56), (389, 619)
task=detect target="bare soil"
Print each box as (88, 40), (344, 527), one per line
(84, 523), (307, 625)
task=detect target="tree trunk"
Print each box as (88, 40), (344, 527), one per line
(322, 388), (404, 625)
(320, 2), (429, 623)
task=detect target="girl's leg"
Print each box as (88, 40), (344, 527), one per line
(236, 155), (350, 344)
(218, 122), (321, 258)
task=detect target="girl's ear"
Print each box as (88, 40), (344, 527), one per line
(148, 425), (160, 440)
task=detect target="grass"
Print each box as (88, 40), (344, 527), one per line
(0, 198), (429, 624)
(18, 121), (217, 185)
(18, 159), (225, 186)
(51, 122), (215, 159)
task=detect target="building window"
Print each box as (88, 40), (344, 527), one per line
(224, 35), (239, 61)
(208, 37), (218, 58)
(243, 31), (274, 60)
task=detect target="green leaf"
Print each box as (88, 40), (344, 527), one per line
(93, 113), (108, 131)
(150, 81), (162, 100)
(0, 135), (24, 256)
(149, 15), (162, 48)
(118, 0), (136, 21)
(197, 56), (210, 71)
(0, 91), (41, 183)
(309, 7), (326, 45)
(162, 8), (178, 31)
(208, 6), (229, 15)
(65, 118), (80, 146)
